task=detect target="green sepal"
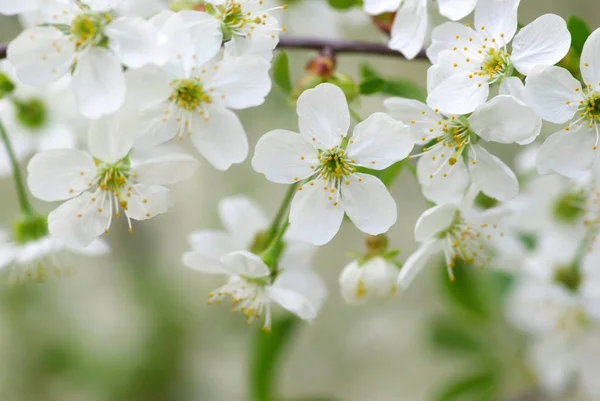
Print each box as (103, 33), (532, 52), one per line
(0, 73), (16, 99)
(13, 214), (49, 245)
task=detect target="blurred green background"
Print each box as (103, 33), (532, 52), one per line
(0, 1), (598, 400)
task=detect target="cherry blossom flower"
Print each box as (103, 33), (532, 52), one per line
(26, 114), (198, 248)
(252, 83), (414, 246)
(131, 10), (271, 170)
(7, 0), (163, 118)
(426, 0), (570, 114)
(362, 0), (478, 60)
(339, 257), (399, 303)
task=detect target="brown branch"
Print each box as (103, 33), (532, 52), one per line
(277, 37), (428, 60)
(0, 43), (6, 59)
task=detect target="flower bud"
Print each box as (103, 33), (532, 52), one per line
(13, 98), (47, 129)
(339, 257), (398, 303)
(291, 49), (337, 100)
(553, 265), (581, 292)
(13, 214), (49, 245)
(0, 72), (15, 99)
(326, 72), (359, 102)
(371, 12), (395, 35)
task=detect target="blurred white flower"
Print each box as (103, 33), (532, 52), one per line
(526, 28), (600, 178)
(0, 60), (80, 177)
(182, 195), (315, 272)
(339, 257), (399, 303)
(7, 0), (164, 118)
(363, 0), (478, 60)
(26, 115), (198, 248)
(385, 92), (539, 204)
(0, 227), (108, 284)
(131, 10), (271, 170)
(427, 0), (570, 114)
(398, 200), (507, 288)
(191, 250), (326, 331)
(206, 0), (285, 61)
(253, 83), (413, 246)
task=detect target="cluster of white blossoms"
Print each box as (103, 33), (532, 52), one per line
(0, 0), (599, 388)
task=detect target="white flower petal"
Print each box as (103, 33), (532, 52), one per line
(105, 17), (162, 68)
(536, 127), (597, 178)
(388, 0), (428, 60)
(362, 257), (399, 296)
(297, 83), (349, 149)
(288, 179), (344, 246)
(414, 203), (457, 243)
(427, 73), (489, 115)
(131, 149), (198, 185)
(498, 77), (526, 101)
(7, 27), (76, 86)
(474, 0), (519, 42)
(72, 48), (126, 119)
(580, 27), (600, 90)
(469, 144), (519, 200)
(252, 129), (317, 184)
(189, 105), (248, 171)
(529, 334), (574, 395)
(125, 185), (172, 221)
(188, 230), (238, 259)
(48, 193), (110, 248)
(136, 102), (178, 148)
(182, 250), (228, 275)
(427, 23), (481, 64)
(525, 66), (582, 124)
(88, 111), (136, 163)
(222, 250), (270, 278)
(347, 112), (413, 169)
(397, 240), (442, 290)
(468, 95), (540, 144)
(363, 0), (401, 15)
(339, 261), (365, 304)
(511, 14), (571, 76)
(0, 0), (36, 15)
(437, 0), (477, 21)
(418, 155), (470, 205)
(272, 267), (326, 315)
(384, 97), (441, 144)
(342, 173), (397, 236)
(178, 10), (223, 66)
(266, 286), (317, 320)
(27, 149), (96, 202)
(209, 56), (272, 109)
(219, 196), (268, 248)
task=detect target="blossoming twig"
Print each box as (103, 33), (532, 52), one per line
(277, 37), (428, 59)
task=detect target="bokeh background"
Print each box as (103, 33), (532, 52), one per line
(0, 1), (598, 400)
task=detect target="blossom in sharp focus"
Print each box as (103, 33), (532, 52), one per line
(0, 225), (109, 285)
(132, 10), (271, 170)
(26, 114), (198, 248)
(426, 0), (570, 115)
(182, 195), (315, 273)
(362, 0), (478, 60)
(252, 83), (414, 246)
(189, 250), (326, 331)
(7, 0), (164, 118)
(0, 60), (80, 178)
(205, 0), (286, 61)
(385, 89), (539, 204)
(526, 28), (600, 178)
(397, 200), (507, 289)
(339, 257), (399, 304)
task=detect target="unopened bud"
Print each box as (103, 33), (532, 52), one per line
(326, 72), (359, 102)
(306, 48), (336, 78)
(0, 72), (15, 99)
(371, 12), (395, 35)
(365, 234), (389, 255)
(13, 98), (47, 129)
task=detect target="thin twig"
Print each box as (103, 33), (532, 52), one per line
(277, 37), (428, 59)
(0, 44), (6, 59)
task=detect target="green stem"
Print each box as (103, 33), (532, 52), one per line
(266, 183), (298, 240)
(0, 119), (34, 216)
(261, 220), (290, 271)
(349, 106), (363, 122)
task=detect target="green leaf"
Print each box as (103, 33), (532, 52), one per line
(327, 0), (363, 10)
(359, 62), (379, 80)
(381, 78), (427, 101)
(567, 16), (591, 55)
(435, 371), (498, 401)
(359, 77), (386, 95)
(429, 318), (484, 354)
(250, 316), (299, 401)
(273, 51), (292, 94)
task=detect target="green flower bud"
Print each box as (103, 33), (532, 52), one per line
(0, 72), (15, 99)
(553, 191), (587, 224)
(554, 265), (582, 292)
(13, 214), (49, 245)
(13, 98), (47, 130)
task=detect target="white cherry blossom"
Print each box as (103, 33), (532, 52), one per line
(26, 114), (198, 248)
(132, 10), (271, 170)
(385, 92), (539, 203)
(252, 83), (414, 246)
(526, 29), (600, 178)
(190, 250), (326, 331)
(427, 0), (570, 114)
(7, 0), (163, 118)
(363, 0), (478, 60)
(339, 256), (399, 303)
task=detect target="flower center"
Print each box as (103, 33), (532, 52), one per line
(478, 48), (512, 83)
(12, 98), (47, 130)
(425, 116), (475, 167)
(316, 147), (355, 186)
(96, 158), (131, 197)
(170, 78), (212, 112)
(70, 12), (112, 49)
(207, 1), (254, 41)
(579, 91), (600, 126)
